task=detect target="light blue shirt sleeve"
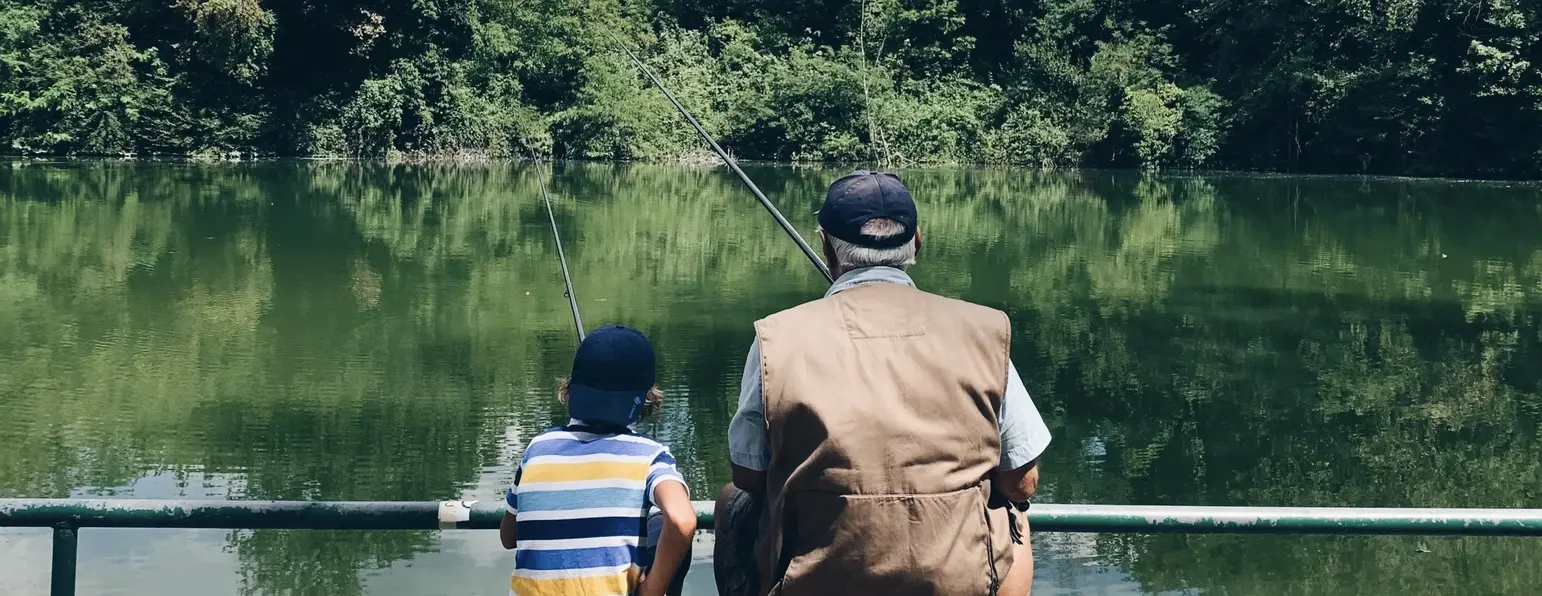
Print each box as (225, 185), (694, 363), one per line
(505, 466), (521, 514)
(645, 448), (688, 506)
(998, 363), (1052, 470)
(726, 337), (1052, 472)
(727, 338), (771, 471)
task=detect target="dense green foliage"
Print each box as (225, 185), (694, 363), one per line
(1, 0), (1540, 174)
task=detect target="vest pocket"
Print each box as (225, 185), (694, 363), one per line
(776, 485), (1002, 596)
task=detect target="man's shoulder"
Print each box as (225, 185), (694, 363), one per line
(752, 288), (860, 335)
(915, 290), (1010, 322)
(756, 294), (837, 324)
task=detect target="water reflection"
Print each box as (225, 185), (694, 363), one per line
(1, 162), (1540, 594)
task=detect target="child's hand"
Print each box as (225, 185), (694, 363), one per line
(638, 481), (695, 596)
(637, 572), (672, 596)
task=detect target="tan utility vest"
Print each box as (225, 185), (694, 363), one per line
(752, 283), (1015, 595)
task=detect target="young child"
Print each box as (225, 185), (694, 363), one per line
(500, 325), (696, 596)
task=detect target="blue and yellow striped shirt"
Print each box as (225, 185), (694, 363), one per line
(505, 425), (686, 596)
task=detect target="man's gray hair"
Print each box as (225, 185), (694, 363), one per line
(822, 218), (918, 270)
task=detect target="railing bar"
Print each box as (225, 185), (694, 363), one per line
(5, 499), (1542, 536)
(51, 524), (77, 596)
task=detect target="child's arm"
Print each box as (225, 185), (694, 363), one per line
(637, 481), (696, 596)
(501, 477), (519, 550)
(499, 511), (517, 550)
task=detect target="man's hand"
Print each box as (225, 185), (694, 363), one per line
(994, 459), (1039, 503)
(731, 464), (766, 496)
(998, 465), (1038, 596)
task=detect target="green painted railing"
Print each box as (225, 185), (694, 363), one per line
(5, 499), (1542, 596)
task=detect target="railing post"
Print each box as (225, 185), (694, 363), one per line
(51, 523), (77, 596)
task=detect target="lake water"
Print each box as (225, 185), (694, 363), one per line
(2, 162), (1540, 595)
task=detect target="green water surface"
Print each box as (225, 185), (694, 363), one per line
(2, 162), (1540, 595)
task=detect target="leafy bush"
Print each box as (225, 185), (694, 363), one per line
(176, 0), (274, 83)
(338, 62), (414, 157)
(761, 47), (868, 161)
(869, 78), (998, 165)
(0, 9), (176, 155)
(1176, 86), (1227, 167)
(981, 106), (1080, 168)
(550, 51), (699, 160)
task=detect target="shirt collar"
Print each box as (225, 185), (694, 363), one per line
(567, 418), (637, 433)
(825, 266), (916, 297)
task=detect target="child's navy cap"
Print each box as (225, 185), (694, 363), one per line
(816, 171), (917, 248)
(568, 325), (656, 428)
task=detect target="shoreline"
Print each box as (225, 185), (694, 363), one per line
(5, 156), (1541, 185)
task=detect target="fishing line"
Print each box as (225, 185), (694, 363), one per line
(532, 160), (586, 342)
(606, 33), (835, 284)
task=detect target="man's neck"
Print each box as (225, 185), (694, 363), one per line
(826, 266), (916, 297)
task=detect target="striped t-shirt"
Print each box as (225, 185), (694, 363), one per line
(505, 424), (686, 596)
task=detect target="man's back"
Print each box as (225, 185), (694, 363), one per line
(716, 171), (1052, 596)
(751, 283), (1016, 595)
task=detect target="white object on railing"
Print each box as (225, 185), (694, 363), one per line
(438, 500), (477, 529)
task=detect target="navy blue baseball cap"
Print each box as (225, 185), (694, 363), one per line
(817, 171), (917, 248)
(567, 325), (656, 428)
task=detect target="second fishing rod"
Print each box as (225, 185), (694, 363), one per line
(607, 34), (835, 285)
(539, 34), (835, 338)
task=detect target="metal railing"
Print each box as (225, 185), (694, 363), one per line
(5, 498), (1542, 596)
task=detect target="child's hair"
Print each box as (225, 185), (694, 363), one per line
(556, 377), (664, 421)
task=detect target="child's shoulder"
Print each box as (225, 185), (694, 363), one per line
(522, 426), (668, 459)
(622, 430), (669, 450)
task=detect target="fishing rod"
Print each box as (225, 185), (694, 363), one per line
(606, 34), (835, 284)
(533, 161), (586, 342)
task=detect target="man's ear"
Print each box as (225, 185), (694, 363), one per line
(819, 230), (839, 273)
(914, 227), (923, 257)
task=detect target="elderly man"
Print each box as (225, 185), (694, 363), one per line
(713, 171), (1052, 596)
